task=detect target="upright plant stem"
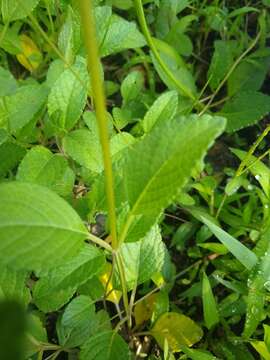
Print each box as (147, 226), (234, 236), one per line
(78, 0), (118, 250)
(78, 0), (130, 319)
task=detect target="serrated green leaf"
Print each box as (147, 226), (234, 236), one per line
(116, 225), (165, 290)
(117, 114), (226, 243)
(80, 331), (131, 360)
(141, 90), (178, 133)
(33, 244), (105, 312)
(1, 0), (40, 22)
(228, 53), (270, 96)
(0, 265), (30, 307)
(48, 56), (88, 132)
(0, 182), (87, 272)
(63, 128), (103, 173)
(219, 91), (270, 133)
(121, 70), (144, 105)
(57, 295), (96, 348)
(151, 312), (203, 352)
(99, 14), (146, 57)
(202, 272), (219, 329)
(16, 146), (75, 197)
(1, 84), (48, 135)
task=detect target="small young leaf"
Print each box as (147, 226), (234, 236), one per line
(202, 272), (219, 329)
(116, 225), (165, 290)
(48, 56), (88, 132)
(33, 245), (105, 312)
(0, 182), (87, 272)
(151, 312), (203, 352)
(80, 331), (130, 360)
(141, 90), (178, 133)
(219, 91), (270, 133)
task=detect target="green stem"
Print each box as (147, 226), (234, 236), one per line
(134, 0), (197, 102)
(78, 0), (118, 250)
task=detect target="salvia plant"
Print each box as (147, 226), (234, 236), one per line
(1, 0), (270, 359)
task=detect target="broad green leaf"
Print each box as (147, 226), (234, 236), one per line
(80, 331), (130, 360)
(1, 0), (40, 22)
(141, 90), (178, 133)
(1, 84), (48, 135)
(0, 182), (87, 271)
(219, 91), (270, 133)
(228, 53), (270, 96)
(99, 14), (145, 57)
(117, 114), (226, 243)
(0, 265), (30, 307)
(48, 56), (88, 132)
(208, 40), (235, 91)
(33, 245), (105, 312)
(151, 312), (203, 352)
(63, 128), (103, 173)
(232, 148), (270, 198)
(16, 146), (75, 197)
(0, 23), (21, 55)
(116, 225), (165, 290)
(202, 272), (219, 329)
(0, 67), (17, 96)
(57, 295), (96, 348)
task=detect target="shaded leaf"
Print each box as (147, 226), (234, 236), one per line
(33, 245), (105, 312)
(219, 91), (270, 133)
(57, 295), (96, 348)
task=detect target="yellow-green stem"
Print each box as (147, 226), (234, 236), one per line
(134, 0), (200, 107)
(78, 0), (118, 250)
